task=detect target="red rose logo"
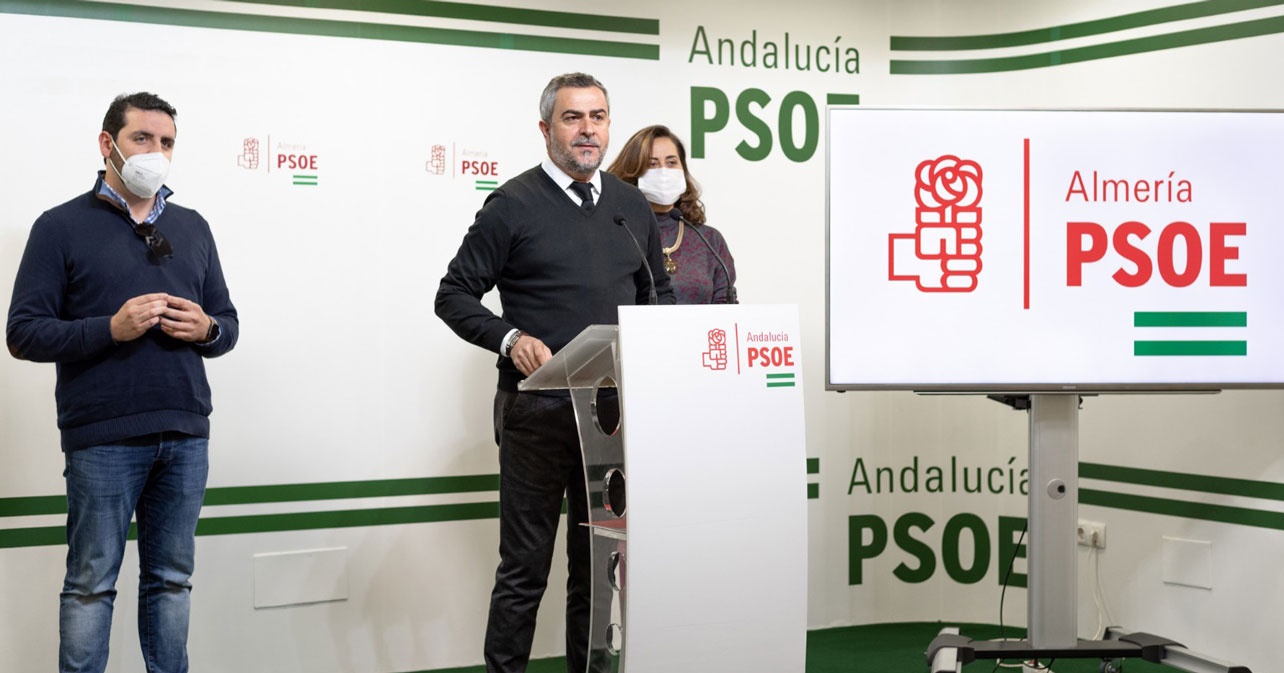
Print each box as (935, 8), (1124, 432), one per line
(889, 155), (984, 292)
(915, 156), (982, 224)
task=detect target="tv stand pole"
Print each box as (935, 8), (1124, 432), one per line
(926, 394), (1252, 673)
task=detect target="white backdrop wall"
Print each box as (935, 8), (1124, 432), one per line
(0, 1), (1281, 672)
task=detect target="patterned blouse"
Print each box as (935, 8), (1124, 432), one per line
(655, 209), (738, 304)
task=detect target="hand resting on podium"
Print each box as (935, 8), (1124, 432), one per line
(512, 334), (553, 376)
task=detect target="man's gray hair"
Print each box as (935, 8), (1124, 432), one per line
(539, 72), (609, 125)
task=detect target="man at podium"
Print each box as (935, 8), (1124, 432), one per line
(435, 72), (674, 673)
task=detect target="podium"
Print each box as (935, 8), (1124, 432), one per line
(519, 305), (808, 673)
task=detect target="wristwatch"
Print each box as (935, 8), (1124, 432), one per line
(502, 330), (525, 357)
(200, 318), (220, 344)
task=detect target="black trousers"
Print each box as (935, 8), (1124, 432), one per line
(485, 390), (591, 673)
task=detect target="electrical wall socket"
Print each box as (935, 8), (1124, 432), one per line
(1077, 520), (1107, 549)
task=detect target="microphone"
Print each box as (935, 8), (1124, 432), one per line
(614, 214), (658, 305)
(669, 208), (737, 304)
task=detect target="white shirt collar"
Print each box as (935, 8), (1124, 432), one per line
(541, 157), (602, 205)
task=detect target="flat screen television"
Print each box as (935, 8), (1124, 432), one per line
(826, 108), (1284, 391)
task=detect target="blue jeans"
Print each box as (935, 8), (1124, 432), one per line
(60, 433), (208, 673)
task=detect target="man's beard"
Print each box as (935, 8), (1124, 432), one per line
(551, 136), (604, 175)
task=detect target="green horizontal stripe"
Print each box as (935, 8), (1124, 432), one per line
(0, 1), (659, 60)
(767, 373), (795, 379)
(196, 501), (498, 536)
(767, 382), (796, 388)
(890, 0), (1284, 51)
(476, 186), (497, 191)
(826, 93), (862, 105)
(1082, 488), (1284, 531)
(1081, 462), (1284, 502)
(475, 180), (498, 185)
(223, 0), (659, 35)
(890, 14), (1284, 74)
(293, 174), (317, 179)
(0, 502), (500, 549)
(807, 457), (820, 475)
(1135, 311), (1247, 327)
(0, 525), (65, 548)
(0, 495), (66, 517)
(0, 521), (140, 549)
(293, 182), (317, 185)
(0, 474), (500, 517)
(1134, 340), (1246, 355)
(203, 474), (499, 506)
(807, 483), (819, 500)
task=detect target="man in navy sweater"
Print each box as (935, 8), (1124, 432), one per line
(436, 73), (673, 673)
(6, 92), (238, 673)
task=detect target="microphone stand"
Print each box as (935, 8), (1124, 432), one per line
(614, 214), (658, 305)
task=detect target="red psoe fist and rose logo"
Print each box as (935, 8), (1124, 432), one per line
(889, 155), (984, 292)
(703, 329), (728, 371)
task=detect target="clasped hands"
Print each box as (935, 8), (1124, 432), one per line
(110, 293), (212, 343)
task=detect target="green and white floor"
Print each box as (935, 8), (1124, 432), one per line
(422, 622), (1176, 672)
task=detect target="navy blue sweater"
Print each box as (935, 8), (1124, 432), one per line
(6, 180), (238, 451)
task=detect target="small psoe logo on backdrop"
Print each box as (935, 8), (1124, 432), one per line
(234, 136), (318, 186)
(426, 144), (447, 175)
(236, 138), (259, 169)
(888, 155), (983, 292)
(426, 143), (502, 191)
(702, 329), (728, 370)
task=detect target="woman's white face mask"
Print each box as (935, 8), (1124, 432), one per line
(637, 167), (685, 207)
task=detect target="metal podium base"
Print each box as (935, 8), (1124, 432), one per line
(519, 325), (626, 672)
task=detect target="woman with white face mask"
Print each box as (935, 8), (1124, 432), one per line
(607, 125), (738, 304)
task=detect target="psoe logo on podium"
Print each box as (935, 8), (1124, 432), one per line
(702, 328), (728, 370)
(888, 155), (983, 292)
(699, 324), (799, 389)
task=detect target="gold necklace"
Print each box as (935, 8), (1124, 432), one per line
(662, 221), (684, 274)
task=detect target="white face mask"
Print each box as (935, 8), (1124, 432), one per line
(637, 167), (686, 207)
(110, 138), (170, 198)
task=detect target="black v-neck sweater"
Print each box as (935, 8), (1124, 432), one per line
(436, 165), (674, 392)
